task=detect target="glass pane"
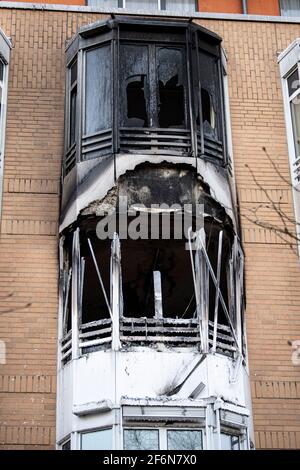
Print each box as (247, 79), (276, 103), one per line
(198, 50), (221, 140)
(157, 47), (186, 128)
(70, 61), (77, 86)
(291, 99), (300, 157)
(0, 61), (3, 82)
(85, 45), (112, 135)
(61, 439), (71, 450)
(70, 86), (77, 146)
(81, 429), (112, 450)
(125, 0), (158, 11)
(124, 429), (159, 450)
(88, 0), (123, 7)
(165, 0), (196, 13)
(221, 433), (240, 450)
(288, 68), (300, 96)
(167, 430), (202, 450)
(120, 44), (149, 128)
(280, 0), (300, 16)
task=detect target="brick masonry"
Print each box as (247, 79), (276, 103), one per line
(0, 7), (299, 449)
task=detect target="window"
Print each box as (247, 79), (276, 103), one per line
(69, 61), (77, 148)
(87, 0), (197, 13)
(61, 439), (71, 450)
(221, 433), (240, 450)
(64, 18), (226, 171)
(81, 428), (113, 450)
(124, 429), (159, 450)
(167, 430), (202, 450)
(124, 428), (203, 450)
(84, 45), (112, 159)
(280, 0), (300, 16)
(120, 44), (187, 130)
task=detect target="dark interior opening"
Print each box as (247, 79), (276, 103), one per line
(205, 222), (231, 326)
(121, 238), (196, 319)
(158, 47), (185, 128)
(80, 234), (111, 324)
(126, 74), (148, 127)
(201, 88), (215, 131)
(63, 235), (73, 334)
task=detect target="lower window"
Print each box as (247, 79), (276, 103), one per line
(81, 428), (113, 450)
(123, 428), (203, 450)
(221, 432), (240, 450)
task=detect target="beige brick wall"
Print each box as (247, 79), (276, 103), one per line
(0, 8), (299, 449)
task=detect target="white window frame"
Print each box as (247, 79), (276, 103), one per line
(92, 0), (198, 12)
(80, 426), (114, 450)
(0, 28), (11, 220)
(123, 426), (204, 450)
(278, 39), (300, 255)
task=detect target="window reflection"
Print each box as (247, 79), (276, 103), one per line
(167, 430), (202, 450)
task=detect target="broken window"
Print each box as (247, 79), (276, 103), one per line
(198, 50), (221, 140)
(157, 47), (185, 128)
(121, 238), (195, 319)
(62, 236), (73, 335)
(120, 44), (149, 128)
(120, 44), (187, 130)
(201, 88), (216, 132)
(85, 45), (112, 137)
(80, 235), (111, 325)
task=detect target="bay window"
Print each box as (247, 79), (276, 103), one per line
(64, 17), (227, 175)
(278, 39), (300, 255)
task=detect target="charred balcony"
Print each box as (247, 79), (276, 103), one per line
(64, 16), (228, 177)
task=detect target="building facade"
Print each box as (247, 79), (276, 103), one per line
(0, 1), (300, 450)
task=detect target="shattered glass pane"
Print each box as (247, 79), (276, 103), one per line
(198, 50), (220, 139)
(85, 45), (112, 135)
(201, 88), (216, 132)
(167, 430), (202, 450)
(120, 44), (149, 127)
(157, 47), (185, 128)
(124, 429), (159, 450)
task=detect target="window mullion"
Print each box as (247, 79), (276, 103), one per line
(160, 428), (166, 450)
